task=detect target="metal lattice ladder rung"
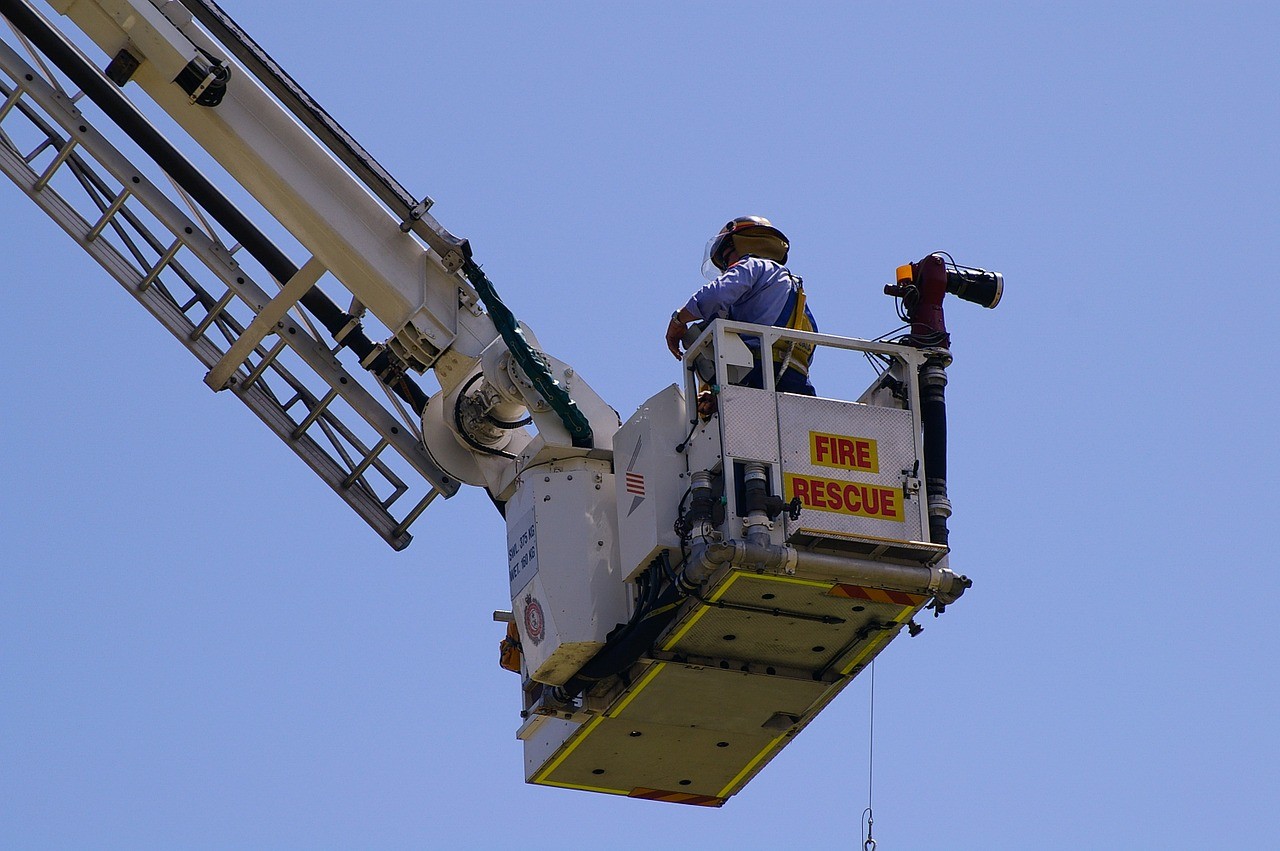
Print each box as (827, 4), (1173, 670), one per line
(189, 288), (236, 339)
(135, 237), (181, 292)
(291, 387), (340, 440)
(0, 84), (22, 122)
(240, 337), (287, 389)
(31, 134), (74, 189)
(393, 491), (440, 539)
(342, 437), (389, 489)
(85, 186), (129, 240)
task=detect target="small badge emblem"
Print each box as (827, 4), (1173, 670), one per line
(523, 594), (545, 646)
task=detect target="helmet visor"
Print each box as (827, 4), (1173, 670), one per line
(701, 234), (729, 280)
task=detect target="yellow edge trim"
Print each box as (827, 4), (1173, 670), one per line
(661, 571), (833, 651)
(607, 662), (666, 718)
(532, 715), (605, 783)
(748, 574), (832, 589)
(533, 661), (672, 786)
(659, 603), (708, 650)
(839, 605), (918, 675)
(717, 733), (787, 799)
(660, 571), (741, 650)
(535, 778), (631, 796)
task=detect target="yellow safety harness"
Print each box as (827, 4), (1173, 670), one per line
(772, 275), (815, 379)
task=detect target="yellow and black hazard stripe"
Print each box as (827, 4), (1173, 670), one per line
(826, 584), (926, 607)
(628, 787), (726, 807)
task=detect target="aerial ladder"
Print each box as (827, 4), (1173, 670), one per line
(0, 0), (1001, 805)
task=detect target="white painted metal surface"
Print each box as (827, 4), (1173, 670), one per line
(778, 394), (926, 541)
(505, 458), (626, 686)
(614, 384), (689, 582)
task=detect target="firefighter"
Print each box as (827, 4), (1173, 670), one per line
(665, 216), (817, 395)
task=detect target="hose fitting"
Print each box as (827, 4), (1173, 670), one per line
(741, 462), (773, 546)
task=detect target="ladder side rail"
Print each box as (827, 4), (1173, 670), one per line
(29, 0), (480, 366)
(64, 149), (234, 329)
(239, 346), (415, 509)
(0, 50), (449, 547)
(1, 1), (438, 414)
(202, 309), (416, 510)
(0, 38), (457, 495)
(311, 414), (409, 508)
(0, 128), (419, 547)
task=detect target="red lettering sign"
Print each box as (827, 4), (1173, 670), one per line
(783, 473), (904, 522)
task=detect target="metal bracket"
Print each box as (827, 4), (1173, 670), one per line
(902, 476), (923, 499)
(103, 47), (140, 87)
(359, 342), (387, 370)
(332, 315), (361, 347)
(398, 196), (435, 231)
(458, 286), (483, 317)
(174, 57), (230, 107)
(440, 247), (464, 273)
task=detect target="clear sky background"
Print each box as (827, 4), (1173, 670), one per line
(2, 1), (1277, 848)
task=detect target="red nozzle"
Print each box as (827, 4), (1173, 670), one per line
(905, 254), (950, 346)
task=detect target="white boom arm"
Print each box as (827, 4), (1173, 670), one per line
(45, 0), (617, 498)
(53, 0), (481, 367)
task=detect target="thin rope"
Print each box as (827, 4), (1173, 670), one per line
(862, 659), (877, 850)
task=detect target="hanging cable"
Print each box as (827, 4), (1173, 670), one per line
(862, 659), (877, 851)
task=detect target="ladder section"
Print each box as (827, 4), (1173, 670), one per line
(0, 36), (458, 550)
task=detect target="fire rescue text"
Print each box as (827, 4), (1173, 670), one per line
(784, 472), (904, 522)
(810, 431), (879, 473)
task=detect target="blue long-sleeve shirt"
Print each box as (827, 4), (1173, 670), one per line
(683, 256), (819, 392)
(683, 256), (818, 349)
(683, 257), (802, 326)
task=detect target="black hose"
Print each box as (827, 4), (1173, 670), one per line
(559, 587), (682, 698)
(558, 555), (681, 698)
(0, 0), (430, 414)
(919, 359), (949, 547)
(486, 413), (532, 429)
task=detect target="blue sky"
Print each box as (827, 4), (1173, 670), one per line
(2, 2), (1277, 848)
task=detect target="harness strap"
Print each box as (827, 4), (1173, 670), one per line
(771, 275), (816, 376)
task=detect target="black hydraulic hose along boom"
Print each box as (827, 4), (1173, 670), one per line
(2, 0), (595, 446)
